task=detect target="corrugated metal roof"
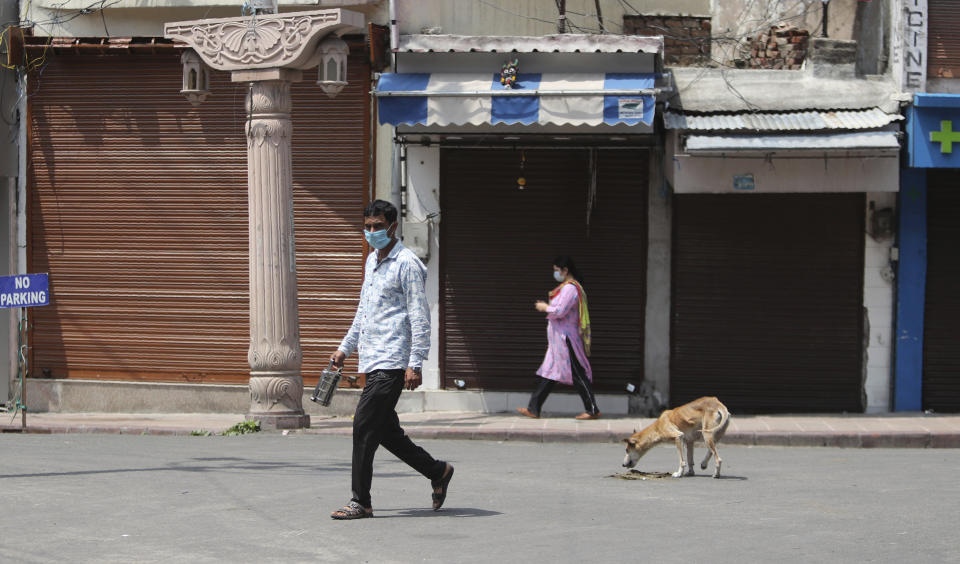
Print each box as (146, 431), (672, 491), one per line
(665, 108), (903, 131)
(398, 34), (663, 54)
(685, 131), (900, 152)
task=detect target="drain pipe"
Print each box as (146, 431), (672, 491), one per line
(389, 0), (399, 71)
(389, 0), (402, 229)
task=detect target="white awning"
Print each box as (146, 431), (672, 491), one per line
(684, 131), (900, 153)
(375, 72), (657, 127)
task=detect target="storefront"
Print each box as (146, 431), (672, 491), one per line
(897, 93), (960, 412)
(26, 43), (371, 385)
(666, 110), (901, 413)
(375, 34), (663, 392)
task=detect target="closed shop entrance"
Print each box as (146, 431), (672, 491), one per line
(923, 171), (960, 412)
(27, 49), (369, 384)
(440, 148), (648, 392)
(671, 193), (865, 413)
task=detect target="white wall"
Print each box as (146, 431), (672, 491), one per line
(403, 145), (441, 389)
(383, 0), (710, 36)
(669, 151), (900, 194)
(863, 192), (897, 412)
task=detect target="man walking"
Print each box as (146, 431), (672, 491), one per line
(329, 199), (454, 520)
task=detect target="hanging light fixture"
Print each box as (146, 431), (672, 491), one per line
(180, 49), (211, 106)
(316, 36), (349, 98)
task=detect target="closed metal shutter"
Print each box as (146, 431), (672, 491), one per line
(923, 172), (960, 412)
(440, 148), (647, 392)
(671, 193), (865, 413)
(928, 1), (960, 79)
(27, 50), (368, 384)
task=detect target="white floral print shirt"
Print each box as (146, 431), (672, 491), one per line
(338, 241), (430, 373)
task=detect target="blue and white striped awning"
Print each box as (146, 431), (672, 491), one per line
(375, 72), (657, 127)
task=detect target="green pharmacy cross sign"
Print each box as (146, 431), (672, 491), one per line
(930, 120), (960, 154)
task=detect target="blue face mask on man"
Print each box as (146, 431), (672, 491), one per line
(364, 224), (394, 250)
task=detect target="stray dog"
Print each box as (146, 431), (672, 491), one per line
(621, 397), (730, 478)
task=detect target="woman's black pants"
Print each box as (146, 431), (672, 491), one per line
(351, 369), (446, 509)
(527, 339), (599, 416)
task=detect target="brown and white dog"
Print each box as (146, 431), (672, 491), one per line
(621, 396), (730, 478)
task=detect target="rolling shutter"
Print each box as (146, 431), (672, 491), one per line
(27, 49), (369, 384)
(923, 172), (960, 412)
(928, 1), (960, 79)
(671, 193), (865, 413)
(440, 148), (647, 392)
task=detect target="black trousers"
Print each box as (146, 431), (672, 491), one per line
(527, 338), (599, 416)
(351, 369), (446, 508)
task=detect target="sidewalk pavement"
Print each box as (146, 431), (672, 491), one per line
(3, 410), (960, 447)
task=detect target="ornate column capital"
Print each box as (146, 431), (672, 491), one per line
(164, 9), (364, 72)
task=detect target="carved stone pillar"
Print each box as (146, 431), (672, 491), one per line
(234, 69), (309, 430)
(165, 9), (364, 430)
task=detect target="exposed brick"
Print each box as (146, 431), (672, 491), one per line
(624, 14), (711, 67)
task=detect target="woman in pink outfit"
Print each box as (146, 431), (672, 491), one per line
(517, 255), (600, 420)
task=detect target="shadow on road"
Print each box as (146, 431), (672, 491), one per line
(377, 507), (502, 518)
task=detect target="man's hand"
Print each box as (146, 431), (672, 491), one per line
(405, 367), (422, 390)
(330, 350), (346, 369)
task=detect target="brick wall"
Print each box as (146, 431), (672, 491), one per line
(740, 24), (810, 70)
(623, 14), (711, 66)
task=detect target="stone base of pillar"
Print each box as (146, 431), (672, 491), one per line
(247, 413), (311, 430)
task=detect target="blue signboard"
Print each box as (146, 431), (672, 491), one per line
(908, 94), (960, 168)
(0, 273), (50, 308)
(733, 174), (756, 191)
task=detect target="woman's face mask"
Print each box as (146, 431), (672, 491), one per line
(553, 269), (564, 282)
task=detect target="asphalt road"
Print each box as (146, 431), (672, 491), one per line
(1, 434), (956, 563)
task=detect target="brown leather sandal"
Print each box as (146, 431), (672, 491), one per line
(517, 407), (540, 419)
(330, 501), (373, 520)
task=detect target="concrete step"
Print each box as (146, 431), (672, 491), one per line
(24, 378), (630, 417)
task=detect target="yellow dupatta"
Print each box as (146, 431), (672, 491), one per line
(548, 280), (592, 356)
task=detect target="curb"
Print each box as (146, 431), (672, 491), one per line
(5, 424), (960, 448)
(302, 426), (960, 448)
(1, 425), (200, 436)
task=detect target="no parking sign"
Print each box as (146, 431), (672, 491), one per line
(0, 274), (50, 308)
